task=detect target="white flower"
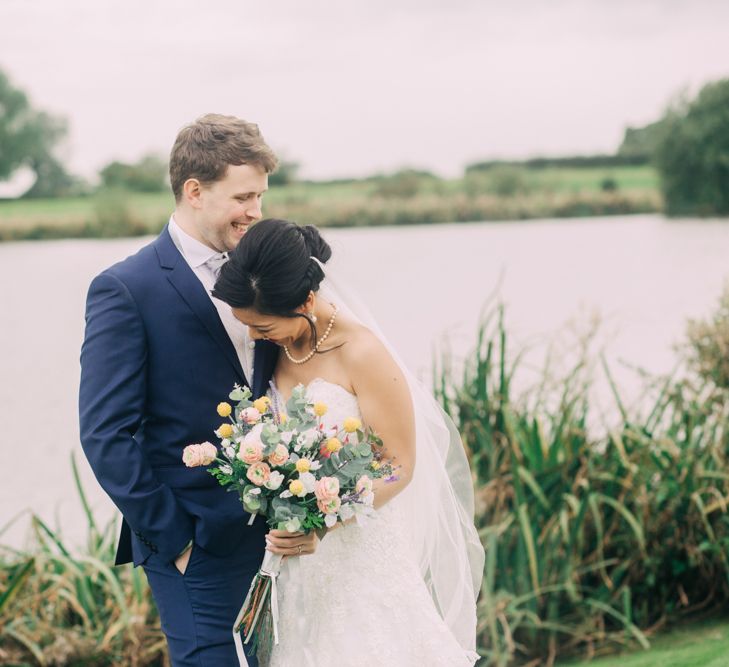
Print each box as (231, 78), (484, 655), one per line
(339, 503), (355, 522)
(285, 517), (302, 532)
(248, 487), (261, 495)
(299, 471), (316, 493)
(309, 460), (322, 471)
(220, 464), (233, 475)
(279, 490), (293, 499)
(296, 428), (319, 450)
(361, 492), (375, 506)
(221, 438), (231, 447)
(324, 514), (338, 528)
(280, 431), (294, 445)
(224, 446), (236, 459)
(354, 504), (376, 525)
(265, 471), (285, 491)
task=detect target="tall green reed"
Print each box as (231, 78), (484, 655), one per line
(437, 306), (729, 666)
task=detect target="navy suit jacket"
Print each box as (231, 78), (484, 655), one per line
(79, 225), (278, 566)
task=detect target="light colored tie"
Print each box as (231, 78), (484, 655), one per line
(204, 252), (255, 377)
(205, 252), (228, 278)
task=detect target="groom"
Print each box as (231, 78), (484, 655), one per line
(79, 114), (317, 666)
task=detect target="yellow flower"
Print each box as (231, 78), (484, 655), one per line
(253, 397), (271, 413)
(343, 417), (362, 433)
(296, 458), (311, 473)
(280, 413), (288, 424)
(325, 437), (343, 454)
(371, 461), (381, 471)
(289, 479), (305, 496)
(217, 402), (232, 417)
(313, 402), (328, 417)
(218, 423), (234, 439)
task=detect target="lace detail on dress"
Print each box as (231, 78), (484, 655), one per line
(266, 379), (478, 667)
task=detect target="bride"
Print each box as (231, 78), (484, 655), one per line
(212, 218), (484, 666)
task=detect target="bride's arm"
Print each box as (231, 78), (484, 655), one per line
(345, 331), (416, 509)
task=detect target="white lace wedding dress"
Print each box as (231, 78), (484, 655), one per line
(267, 378), (478, 667)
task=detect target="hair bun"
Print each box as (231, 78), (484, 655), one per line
(300, 225), (332, 264)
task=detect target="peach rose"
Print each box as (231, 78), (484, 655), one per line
(246, 462), (271, 486)
(182, 442), (217, 467)
(317, 496), (341, 515)
(268, 444), (290, 467)
(237, 442), (264, 464)
(314, 476), (340, 502)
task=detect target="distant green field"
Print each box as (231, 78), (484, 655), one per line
(0, 165), (661, 240)
(559, 617), (729, 667)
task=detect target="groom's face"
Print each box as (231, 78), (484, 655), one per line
(196, 163), (269, 252)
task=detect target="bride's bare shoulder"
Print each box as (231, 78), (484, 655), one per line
(339, 320), (397, 372)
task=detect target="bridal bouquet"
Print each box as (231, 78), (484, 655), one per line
(182, 382), (394, 663)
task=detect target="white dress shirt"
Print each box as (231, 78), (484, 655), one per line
(167, 215), (254, 381)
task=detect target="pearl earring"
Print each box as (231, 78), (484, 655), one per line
(310, 312), (317, 323)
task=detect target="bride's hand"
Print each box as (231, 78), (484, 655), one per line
(265, 529), (319, 557)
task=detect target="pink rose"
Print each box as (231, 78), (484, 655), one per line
(243, 423), (264, 446)
(237, 442), (264, 464)
(317, 496), (341, 515)
(246, 462), (271, 486)
(239, 407), (261, 424)
(314, 476), (340, 502)
(268, 444), (290, 467)
(182, 442), (217, 467)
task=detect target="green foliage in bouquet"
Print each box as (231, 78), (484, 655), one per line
(192, 383), (393, 535)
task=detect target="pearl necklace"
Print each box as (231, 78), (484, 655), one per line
(283, 304), (339, 365)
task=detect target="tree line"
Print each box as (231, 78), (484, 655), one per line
(1, 66), (728, 216)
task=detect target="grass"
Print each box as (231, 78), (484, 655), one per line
(559, 617), (729, 667)
(0, 455), (166, 666)
(0, 165), (661, 241)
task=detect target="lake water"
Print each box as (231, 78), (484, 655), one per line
(2, 214), (729, 549)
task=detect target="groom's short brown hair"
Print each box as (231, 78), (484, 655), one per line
(169, 114), (278, 201)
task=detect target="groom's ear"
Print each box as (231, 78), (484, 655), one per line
(182, 178), (203, 209)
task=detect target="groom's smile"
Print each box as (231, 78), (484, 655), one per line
(231, 219), (250, 236)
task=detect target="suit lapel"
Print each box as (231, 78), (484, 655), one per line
(154, 227), (246, 384)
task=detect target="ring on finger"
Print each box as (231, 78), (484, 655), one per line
(298, 545), (302, 555)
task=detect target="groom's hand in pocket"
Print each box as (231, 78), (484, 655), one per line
(174, 542), (193, 574)
(265, 530), (319, 557)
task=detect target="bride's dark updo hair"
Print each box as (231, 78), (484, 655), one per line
(212, 218), (332, 315)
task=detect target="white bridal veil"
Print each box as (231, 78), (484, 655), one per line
(315, 259), (485, 660)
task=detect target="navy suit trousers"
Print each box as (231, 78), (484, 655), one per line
(142, 533), (265, 667)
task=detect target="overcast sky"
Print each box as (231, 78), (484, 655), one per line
(1, 0), (728, 181)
